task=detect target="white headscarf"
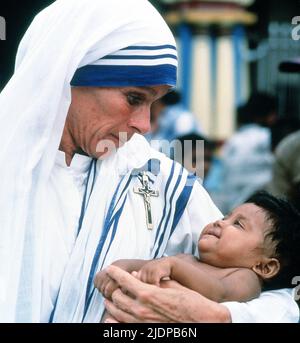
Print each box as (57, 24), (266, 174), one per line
(0, 0), (177, 322)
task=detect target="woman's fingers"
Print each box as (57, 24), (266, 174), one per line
(104, 316), (120, 323)
(105, 298), (140, 323)
(105, 265), (179, 323)
(106, 287), (173, 323)
(160, 279), (187, 290)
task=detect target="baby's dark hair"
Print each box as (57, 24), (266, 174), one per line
(246, 191), (300, 291)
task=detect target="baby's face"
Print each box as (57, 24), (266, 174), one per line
(198, 203), (271, 268)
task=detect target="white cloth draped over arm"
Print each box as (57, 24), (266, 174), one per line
(223, 288), (299, 323)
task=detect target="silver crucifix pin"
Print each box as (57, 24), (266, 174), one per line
(134, 171), (159, 230)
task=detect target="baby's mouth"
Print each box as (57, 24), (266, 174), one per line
(202, 227), (221, 239)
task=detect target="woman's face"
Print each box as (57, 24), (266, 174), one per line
(66, 85), (170, 159)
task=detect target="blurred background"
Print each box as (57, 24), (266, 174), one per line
(1, 1), (300, 136)
(1, 0), (300, 213)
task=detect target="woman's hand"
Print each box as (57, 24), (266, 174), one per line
(103, 265), (231, 323)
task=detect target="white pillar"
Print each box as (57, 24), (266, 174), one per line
(215, 32), (235, 139)
(191, 32), (213, 136)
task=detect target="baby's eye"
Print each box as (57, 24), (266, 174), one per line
(234, 220), (244, 229)
(127, 93), (144, 106)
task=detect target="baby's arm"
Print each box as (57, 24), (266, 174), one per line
(138, 256), (261, 302)
(170, 260), (261, 302)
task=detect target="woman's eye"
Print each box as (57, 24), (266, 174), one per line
(127, 93), (144, 106)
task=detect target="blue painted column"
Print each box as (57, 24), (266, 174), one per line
(178, 23), (193, 109)
(233, 25), (246, 107)
(209, 29), (217, 133)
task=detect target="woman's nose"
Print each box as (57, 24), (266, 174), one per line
(129, 106), (151, 135)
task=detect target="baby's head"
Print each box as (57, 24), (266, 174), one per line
(198, 192), (300, 290)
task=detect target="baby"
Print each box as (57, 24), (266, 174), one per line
(95, 192), (300, 303)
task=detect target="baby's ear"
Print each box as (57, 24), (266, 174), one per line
(252, 258), (280, 280)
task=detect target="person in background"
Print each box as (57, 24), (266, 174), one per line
(267, 58), (300, 212)
(267, 130), (300, 212)
(148, 90), (203, 152)
(172, 133), (215, 182)
(218, 93), (277, 213)
(270, 117), (300, 152)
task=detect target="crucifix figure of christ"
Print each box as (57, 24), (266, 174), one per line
(133, 171), (159, 230)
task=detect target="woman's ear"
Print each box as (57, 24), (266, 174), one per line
(252, 258), (280, 280)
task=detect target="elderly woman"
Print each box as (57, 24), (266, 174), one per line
(0, 0), (297, 323)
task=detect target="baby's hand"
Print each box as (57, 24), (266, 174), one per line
(137, 257), (173, 286)
(94, 259), (136, 299)
(94, 268), (119, 300)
